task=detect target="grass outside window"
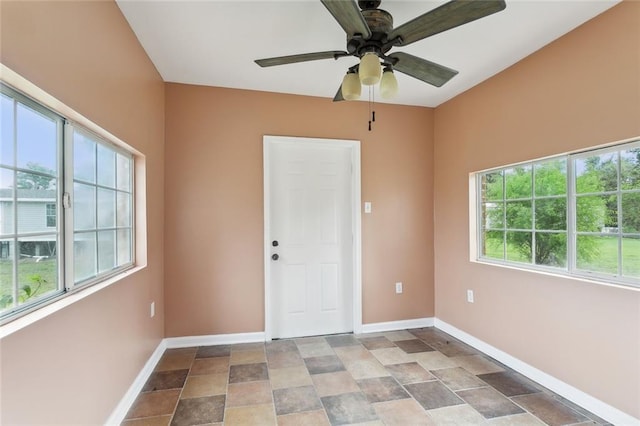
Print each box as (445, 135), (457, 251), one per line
(477, 140), (640, 286)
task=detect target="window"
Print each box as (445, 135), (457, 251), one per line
(477, 140), (640, 287)
(480, 160), (568, 267)
(0, 83), (135, 321)
(46, 203), (56, 227)
(574, 147), (640, 278)
(71, 128), (133, 284)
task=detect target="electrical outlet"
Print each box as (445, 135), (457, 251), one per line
(395, 282), (403, 294)
(467, 290), (474, 303)
(150, 301), (155, 318)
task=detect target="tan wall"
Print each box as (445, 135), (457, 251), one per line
(0, 1), (165, 424)
(3, 0), (636, 422)
(164, 84), (434, 337)
(434, 1), (640, 418)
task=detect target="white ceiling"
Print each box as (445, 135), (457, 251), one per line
(116, 0), (619, 107)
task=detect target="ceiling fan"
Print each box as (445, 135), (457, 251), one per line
(255, 0), (507, 102)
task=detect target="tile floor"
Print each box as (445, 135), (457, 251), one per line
(122, 327), (609, 426)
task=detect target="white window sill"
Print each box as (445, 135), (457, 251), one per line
(471, 258), (640, 293)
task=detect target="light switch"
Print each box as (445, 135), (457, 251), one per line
(467, 290), (474, 303)
(364, 202), (372, 214)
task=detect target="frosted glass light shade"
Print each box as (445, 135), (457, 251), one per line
(359, 53), (381, 86)
(341, 72), (361, 100)
(380, 69), (398, 99)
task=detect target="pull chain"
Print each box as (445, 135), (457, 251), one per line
(368, 86), (372, 131)
(368, 86), (376, 131)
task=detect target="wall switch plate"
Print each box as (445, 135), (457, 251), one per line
(395, 282), (403, 294)
(150, 301), (155, 318)
(467, 290), (474, 303)
(364, 202), (372, 214)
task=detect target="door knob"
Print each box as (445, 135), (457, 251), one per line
(271, 253), (279, 261)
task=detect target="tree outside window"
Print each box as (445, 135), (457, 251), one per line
(479, 143), (640, 285)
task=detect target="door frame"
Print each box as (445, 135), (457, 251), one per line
(263, 135), (362, 341)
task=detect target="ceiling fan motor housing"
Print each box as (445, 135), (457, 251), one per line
(361, 9), (393, 34)
(347, 8), (394, 58)
(358, 0), (382, 9)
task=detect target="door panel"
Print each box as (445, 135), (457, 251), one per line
(320, 263), (339, 311)
(283, 264), (306, 314)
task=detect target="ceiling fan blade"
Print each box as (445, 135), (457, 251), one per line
(389, 0), (506, 46)
(333, 85), (345, 102)
(389, 52), (458, 87)
(255, 51), (348, 67)
(321, 0), (372, 38)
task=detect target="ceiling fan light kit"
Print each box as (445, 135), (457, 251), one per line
(380, 67), (398, 100)
(255, 0), (507, 127)
(342, 71), (362, 100)
(359, 52), (382, 86)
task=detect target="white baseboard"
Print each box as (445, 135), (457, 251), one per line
(109, 320), (638, 426)
(360, 317), (434, 334)
(434, 318), (640, 426)
(106, 331), (265, 425)
(164, 331), (266, 349)
(105, 339), (167, 425)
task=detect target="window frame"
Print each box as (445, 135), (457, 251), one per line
(475, 139), (640, 289)
(0, 81), (136, 323)
(0, 83), (65, 319)
(569, 144), (640, 281)
(478, 159), (569, 267)
(64, 124), (135, 291)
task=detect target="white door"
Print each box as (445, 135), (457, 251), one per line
(265, 136), (358, 339)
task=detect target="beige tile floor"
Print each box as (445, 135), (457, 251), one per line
(122, 327), (609, 426)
